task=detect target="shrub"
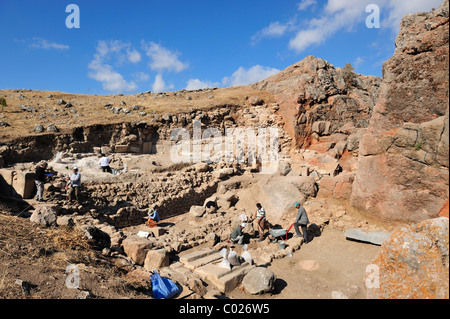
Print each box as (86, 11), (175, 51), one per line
(343, 63), (356, 88)
(0, 97), (6, 112)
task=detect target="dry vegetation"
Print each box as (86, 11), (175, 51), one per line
(0, 210), (152, 299)
(0, 86), (274, 142)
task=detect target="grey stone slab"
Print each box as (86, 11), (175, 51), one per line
(344, 228), (391, 246)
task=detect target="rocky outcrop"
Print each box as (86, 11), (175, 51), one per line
(351, 1), (449, 222)
(366, 217), (449, 299)
(253, 56), (381, 149)
(235, 174), (318, 223)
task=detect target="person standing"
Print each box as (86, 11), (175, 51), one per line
(99, 154), (113, 173)
(293, 202), (309, 243)
(35, 162), (48, 201)
(254, 203), (266, 242)
(67, 167), (81, 202)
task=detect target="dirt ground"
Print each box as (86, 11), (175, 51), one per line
(229, 227), (380, 299)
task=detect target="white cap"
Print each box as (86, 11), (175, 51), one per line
(241, 223), (246, 228)
(73, 166), (78, 170)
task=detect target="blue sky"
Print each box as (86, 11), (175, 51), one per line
(0, 0), (442, 95)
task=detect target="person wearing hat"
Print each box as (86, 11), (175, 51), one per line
(147, 208), (160, 222)
(35, 162), (48, 201)
(67, 166), (81, 202)
(230, 223), (246, 245)
(145, 207), (160, 227)
(293, 202), (309, 243)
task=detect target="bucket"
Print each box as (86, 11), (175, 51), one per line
(278, 240), (286, 249)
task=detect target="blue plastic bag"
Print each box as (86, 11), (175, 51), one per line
(150, 271), (179, 299)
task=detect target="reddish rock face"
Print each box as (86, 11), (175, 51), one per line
(366, 217), (449, 299)
(351, 0), (449, 222)
(253, 56), (381, 149)
(439, 200), (449, 218)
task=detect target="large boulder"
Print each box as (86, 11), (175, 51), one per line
(189, 205), (206, 218)
(143, 248), (170, 271)
(30, 205), (58, 227)
(242, 267), (276, 295)
(366, 217), (449, 299)
(351, 1), (449, 222)
(351, 148), (448, 222)
(317, 173), (354, 200)
(235, 175), (313, 223)
(122, 236), (154, 265)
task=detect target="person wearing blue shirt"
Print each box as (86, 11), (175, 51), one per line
(148, 208), (160, 222)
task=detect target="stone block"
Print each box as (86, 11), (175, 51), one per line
(122, 236), (153, 265)
(101, 146), (112, 154)
(149, 226), (165, 237)
(114, 145), (129, 153)
(144, 248), (170, 271)
(0, 169), (35, 199)
(345, 229), (391, 246)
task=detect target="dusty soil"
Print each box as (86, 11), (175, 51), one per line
(229, 227), (380, 299)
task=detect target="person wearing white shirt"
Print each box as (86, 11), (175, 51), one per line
(99, 154), (113, 173)
(254, 203), (267, 242)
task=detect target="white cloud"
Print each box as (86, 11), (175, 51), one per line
(152, 73), (174, 93)
(383, 0), (443, 31)
(88, 40), (138, 93)
(289, 28), (328, 51)
(297, 0), (317, 11)
(133, 72), (149, 82)
(290, 0), (370, 52)
(185, 79), (219, 90)
(142, 41), (188, 73)
(353, 56), (364, 69)
(127, 48), (141, 63)
(222, 65), (280, 87)
(260, 22), (289, 37)
(28, 37), (69, 50)
(263, 0), (443, 53)
(96, 39), (128, 57)
(88, 60), (137, 92)
(251, 20), (297, 44)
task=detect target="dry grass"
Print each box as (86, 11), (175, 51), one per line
(0, 86), (274, 142)
(0, 213), (92, 265)
(0, 212), (149, 299)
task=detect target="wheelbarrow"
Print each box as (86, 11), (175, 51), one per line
(269, 223), (295, 241)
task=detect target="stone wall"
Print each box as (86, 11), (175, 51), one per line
(0, 104), (240, 167)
